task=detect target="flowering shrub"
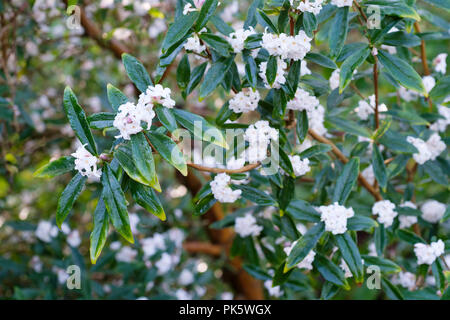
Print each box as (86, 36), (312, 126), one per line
(1, 0), (449, 300)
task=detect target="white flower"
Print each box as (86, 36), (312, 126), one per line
(329, 69), (340, 90)
(355, 95), (388, 120)
(113, 102), (155, 140)
(167, 228), (185, 248)
(175, 288), (193, 300)
(264, 280), (284, 297)
(398, 86), (418, 102)
(139, 84), (175, 109)
(393, 272), (416, 291)
(220, 292), (234, 300)
(340, 259), (352, 278)
(361, 165), (375, 185)
(116, 246), (137, 263)
(430, 105), (450, 132)
(331, 0), (353, 7)
(54, 268), (69, 284)
(291, 0), (324, 15)
(113, 28), (133, 41)
(244, 120), (278, 163)
(155, 252), (174, 275)
(381, 44), (397, 55)
(35, 221), (58, 243)
(287, 155), (311, 177)
(398, 201), (418, 229)
(420, 200), (446, 223)
(433, 53), (447, 74)
(148, 19), (166, 39)
(301, 60), (311, 76)
(372, 200), (397, 227)
(261, 31), (312, 61)
(178, 269), (195, 286)
(414, 239), (445, 265)
(407, 134), (446, 165)
(221, 1), (239, 22)
(229, 88), (260, 113)
(184, 34), (206, 54)
(67, 230), (81, 247)
(318, 202), (355, 235)
(284, 243), (315, 270)
(211, 173), (242, 203)
(422, 75), (436, 94)
(287, 88), (319, 112)
(235, 213), (263, 237)
(259, 57), (287, 89)
(227, 27), (256, 53)
(71, 144), (101, 178)
(141, 234), (166, 258)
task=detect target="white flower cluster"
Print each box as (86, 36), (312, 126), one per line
(372, 200), (398, 228)
(234, 213), (263, 237)
(421, 200), (446, 223)
(392, 271), (416, 291)
(259, 57), (287, 89)
(113, 85), (174, 140)
(72, 144), (101, 179)
(113, 102), (155, 140)
(423, 75), (436, 94)
(261, 31), (312, 61)
(399, 86), (419, 102)
(229, 88), (260, 113)
(398, 201), (418, 229)
(244, 120), (279, 163)
(433, 53), (447, 74)
(288, 155), (311, 177)
(318, 202), (355, 235)
(35, 221), (59, 243)
(355, 95), (388, 120)
(414, 239), (445, 265)
(227, 27), (256, 53)
(430, 105), (450, 132)
(330, 0), (353, 7)
(284, 243), (316, 270)
(184, 34), (206, 54)
(116, 246), (138, 263)
(183, 0), (205, 15)
(406, 133), (446, 165)
(329, 69), (340, 90)
(211, 173), (242, 203)
(291, 0), (324, 15)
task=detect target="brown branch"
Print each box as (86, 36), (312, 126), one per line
(183, 241), (223, 256)
(308, 129), (383, 201)
(187, 162), (260, 174)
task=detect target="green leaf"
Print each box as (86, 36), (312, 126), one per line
(363, 0), (421, 21)
(177, 55), (191, 89)
(422, 0), (450, 10)
(372, 144), (387, 189)
(287, 200), (321, 223)
(335, 233), (364, 283)
(172, 108), (228, 149)
(199, 56), (234, 98)
(88, 112), (115, 130)
(186, 62), (208, 95)
(422, 161), (449, 186)
(101, 164), (133, 243)
(442, 206), (450, 222)
(194, 194), (217, 216)
(195, 0), (219, 31)
(56, 173), (87, 228)
(122, 54), (153, 92)
(347, 215), (378, 231)
(199, 33), (232, 57)
(285, 222), (325, 270)
(130, 181), (166, 221)
(90, 199), (109, 264)
(339, 45), (370, 93)
(107, 84), (128, 111)
(266, 55), (278, 87)
(273, 262), (293, 286)
(361, 255), (401, 274)
(313, 252), (350, 289)
(131, 132), (161, 188)
(381, 277), (404, 300)
(162, 12), (198, 52)
(155, 105), (178, 133)
(34, 156), (75, 178)
(377, 50), (427, 96)
(333, 158), (359, 205)
(430, 76), (450, 104)
(396, 229), (425, 244)
(305, 52), (337, 69)
(244, 54), (258, 88)
(299, 144), (332, 158)
(327, 117), (371, 138)
(114, 144), (161, 191)
(382, 31), (421, 47)
(63, 87), (98, 156)
(295, 109), (309, 144)
(256, 9), (278, 33)
(329, 7), (349, 58)
(432, 259), (445, 292)
(146, 131), (188, 176)
(278, 176), (295, 212)
(375, 224), (386, 256)
(232, 185), (277, 206)
(302, 12), (317, 37)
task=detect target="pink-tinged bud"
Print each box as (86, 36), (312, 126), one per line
(194, 0), (206, 8)
(126, 116), (133, 124)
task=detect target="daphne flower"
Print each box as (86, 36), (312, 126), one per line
(113, 102), (155, 140)
(229, 88), (260, 113)
(261, 31), (312, 61)
(422, 75), (436, 94)
(264, 280), (284, 297)
(414, 239), (445, 265)
(433, 53), (447, 74)
(420, 200), (446, 223)
(372, 200), (397, 227)
(184, 34), (206, 54)
(227, 27), (256, 53)
(287, 88), (319, 112)
(291, 0), (324, 15)
(355, 95), (388, 120)
(329, 69), (340, 90)
(287, 155), (311, 177)
(318, 202), (354, 235)
(35, 221), (59, 243)
(235, 213), (263, 237)
(331, 0), (352, 7)
(211, 173), (242, 203)
(116, 246), (137, 263)
(72, 144), (101, 178)
(244, 120), (279, 163)
(361, 165), (375, 185)
(138, 84), (175, 109)
(407, 134), (446, 165)
(430, 105), (450, 132)
(392, 272), (416, 291)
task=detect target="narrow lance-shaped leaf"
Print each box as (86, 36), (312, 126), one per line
(130, 181), (166, 221)
(177, 55), (191, 90)
(34, 156), (75, 178)
(131, 132), (161, 188)
(296, 110), (309, 144)
(56, 173), (87, 228)
(122, 53), (153, 92)
(329, 7), (349, 58)
(101, 164), (134, 243)
(162, 12), (198, 52)
(107, 83), (128, 111)
(266, 55), (278, 87)
(63, 87), (98, 155)
(232, 185), (278, 207)
(332, 157), (360, 205)
(199, 56), (234, 98)
(155, 106), (178, 133)
(195, 0), (219, 31)
(335, 233), (364, 283)
(339, 45), (370, 93)
(90, 198), (109, 264)
(372, 143), (388, 189)
(313, 252), (350, 290)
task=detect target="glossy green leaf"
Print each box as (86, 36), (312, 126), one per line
(333, 157), (359, 205)
(34, 156), (75, 178)
(372, 143), (387, 189)
(131, 132), (161, 188)
(397, 229), (425, 244)
(88, 112), (115, 130)
(155, 105), (178, 133)
(335, 233), (364, 283)
(266, 55), (278, 87)
(199, 33), (232, 57)
(363, 0), (421, 21)
(305, 52), (337, 69)
(56, 173), (87, 228)
(107, 83), (128, 111)
(232, 185), (277, 206)
(329, 7), (349, 58)
(177, 55), (191, 90)
(313, 252), (350, 289)
(195, 0), (219, 31)
(162, 12), (198, 52)
(347, 215), (378, 231)
(130, 181), (166, 221)
(199, 56), (234, 98)
(287, 200), (321, 223)
(90, 198), (109, 264)
(122, 53), (153, 92)
(361, 255), (401, 274)
(147, 131), (188, 176)
(339, 45), (370, 93)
